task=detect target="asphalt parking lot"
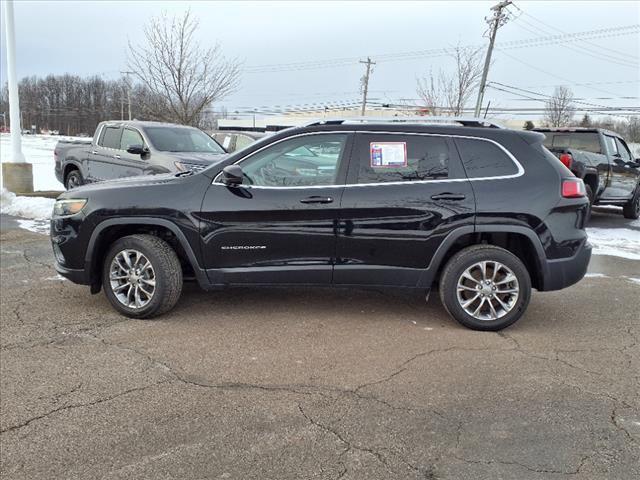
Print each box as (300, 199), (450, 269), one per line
(1, 210), (638, 479)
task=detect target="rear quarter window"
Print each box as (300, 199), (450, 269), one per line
(455, 138), (519, 178)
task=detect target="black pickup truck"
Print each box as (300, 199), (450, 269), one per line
(534, 128), (640, 219)
(54, 121), (227, 189)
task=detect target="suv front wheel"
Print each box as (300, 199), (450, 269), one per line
(102, 234), (183, 318)
(439, 245), (531, 331)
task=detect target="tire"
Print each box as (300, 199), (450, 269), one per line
(65, 169), (84, 190)
(102, 234), (183, 319)
(584, 184), (594, 224)
(439, 245), (532, 331)
(622, 190), (639, 220)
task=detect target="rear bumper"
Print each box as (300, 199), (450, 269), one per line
(540, 240), (592, 291)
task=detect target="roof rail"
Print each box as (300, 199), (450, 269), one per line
(304, 116), (505, 129)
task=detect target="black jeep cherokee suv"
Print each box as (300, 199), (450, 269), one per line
(51, 119), (591, 331)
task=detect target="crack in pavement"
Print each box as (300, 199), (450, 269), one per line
(451, 452), (593, 476)
(1, 381), (169, 434)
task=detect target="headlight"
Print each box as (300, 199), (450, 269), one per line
(53, 199), (87, 217)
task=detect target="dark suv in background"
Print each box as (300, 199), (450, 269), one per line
(50, 118), (591, 331)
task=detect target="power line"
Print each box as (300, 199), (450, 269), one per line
(520, 10), (638, 62)
(510, 15), (639, 69)
(493, 48), (628, 98)
(243, 25), (640, 73)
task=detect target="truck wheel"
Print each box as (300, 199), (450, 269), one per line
(102, 234), (183, 319)
(65, 169), (84, 190)
(622, 191), (639, 220)
(439, 245), (531, 331)
(584, 184), (594, 223)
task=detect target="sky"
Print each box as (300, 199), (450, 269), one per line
(1, 0), (639, 121)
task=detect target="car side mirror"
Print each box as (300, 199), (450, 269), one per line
(221, 165), (243, 186)
(126, 144), (148, 156)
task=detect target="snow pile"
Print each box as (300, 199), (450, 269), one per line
(1, 188), (55, 220)
(0, 133), (88, 191)
(586, 227), (640, 260)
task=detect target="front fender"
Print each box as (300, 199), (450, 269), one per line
(85, 217), (210, 290)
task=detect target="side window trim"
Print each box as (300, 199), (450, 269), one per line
(212, 131), (523, 188)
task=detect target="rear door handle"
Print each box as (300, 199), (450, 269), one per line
(431, 193), (466, 201)
(113, 154), (121, 159)
(300, 196), (333, 204)
(90, 150), (98, 155)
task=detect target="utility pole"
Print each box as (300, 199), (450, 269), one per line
(474, 0), (513, 117)
(120, 71), (134, 120)
(359, 57), (375, 116)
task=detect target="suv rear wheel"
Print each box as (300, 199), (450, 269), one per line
(102, 234), (183, 318)
(439, 245), (531, 331)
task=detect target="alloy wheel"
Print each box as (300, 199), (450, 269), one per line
(109, 249), (156, 309)
(456, 261), (520, 321)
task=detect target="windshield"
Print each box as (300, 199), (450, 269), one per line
(144, 126), (225, 153)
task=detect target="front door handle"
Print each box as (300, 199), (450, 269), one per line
(431, 193), (466, 201)
(90, 150), (98, 155)
(114, 154), (121, 159)
(300, 196), (333, 204)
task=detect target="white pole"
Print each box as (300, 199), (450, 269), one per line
(3, 0), (25, 163)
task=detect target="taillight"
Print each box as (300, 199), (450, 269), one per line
(562, 178), (586, 198)
(559, 153), (573, 169)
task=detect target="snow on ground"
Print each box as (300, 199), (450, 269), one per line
(1, 188), (54, 219)
(586, 227), (640, 261)
(1, 133), (88, 191)
(0, 188), (54, 234)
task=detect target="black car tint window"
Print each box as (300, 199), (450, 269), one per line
(356, 135), (450, 184)
(238, 134), (348, 187)
(100, 127), (123, 149)
(455, 138), (518, 178)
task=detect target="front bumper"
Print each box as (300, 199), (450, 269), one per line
(55, 260), (90, 285)
(540, 240), (592, 291)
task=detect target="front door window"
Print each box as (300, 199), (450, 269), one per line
(235, 134), (348, 187)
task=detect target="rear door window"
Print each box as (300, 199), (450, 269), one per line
(603, 135), (618, 156)
(100, 126), (123, 149)
(455, 138), (519, 178)
(353, 134), (454, 184)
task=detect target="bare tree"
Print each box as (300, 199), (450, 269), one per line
(416, 46), (483, 116)
(543, 86), (576, 127)
(127, 10), (241, 126)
